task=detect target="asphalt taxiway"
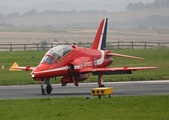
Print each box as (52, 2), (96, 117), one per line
(0, 80), (168, 99)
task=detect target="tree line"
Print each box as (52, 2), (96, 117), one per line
(111, 15), (169, 29)
(0, 9), (106, 20)
(126, 0), (169, 10)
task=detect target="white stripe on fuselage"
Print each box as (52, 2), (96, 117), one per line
(33, 66), (67, 74)
(33, 51), (105, 74)
(97, 50), (104, 65)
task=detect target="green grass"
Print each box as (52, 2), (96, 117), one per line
(0, 49), (169, 85)
(0, 95), (169, 120)
(0, 50), (46, 85)
(102, 49), (169, 82)
(0, 49), (168, 119)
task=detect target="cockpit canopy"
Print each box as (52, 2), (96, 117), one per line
(40, 45), (72, 64)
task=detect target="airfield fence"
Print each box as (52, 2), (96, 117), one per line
(0, 41), (169, 51)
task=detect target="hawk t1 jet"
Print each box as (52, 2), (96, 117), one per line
(12, 18), (157, 95)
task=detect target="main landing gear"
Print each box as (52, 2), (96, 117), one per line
(98, 72), (105, 87)
(41, 78), (53, 95)
(40, 73), (104, 95)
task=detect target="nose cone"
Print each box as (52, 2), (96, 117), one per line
(31, 63), (51, 79)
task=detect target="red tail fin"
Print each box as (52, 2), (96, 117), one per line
(90, 18), (108, 50)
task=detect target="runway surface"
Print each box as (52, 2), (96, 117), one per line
(0, 80), (169, 99)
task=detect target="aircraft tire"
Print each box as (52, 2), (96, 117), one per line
(46, 84), (52, 94)
(99, 84), (105, 87)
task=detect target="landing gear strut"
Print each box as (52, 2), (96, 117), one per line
(98, 72), (105, 87)
(41, 78), (53, 95)
(41, 80), (46, 95)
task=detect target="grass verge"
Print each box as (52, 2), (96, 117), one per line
(0, 95), (169, 120)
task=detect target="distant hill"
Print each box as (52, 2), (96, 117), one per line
(0, 8), (168, 29)
(0, 1), (169, 29)
(0, 4), (18, 14)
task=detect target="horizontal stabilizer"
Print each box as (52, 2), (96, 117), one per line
(106, 53), (144, 60)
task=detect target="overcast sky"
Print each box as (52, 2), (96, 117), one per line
(0, 0), (156, 7)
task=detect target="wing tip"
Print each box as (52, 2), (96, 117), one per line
(9, 62), (20, 71)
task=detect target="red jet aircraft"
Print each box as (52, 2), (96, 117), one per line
(12, 18), (156, 95)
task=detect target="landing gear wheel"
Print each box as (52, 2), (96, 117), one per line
(40, 78), (52, 95)
(99, 84), (105, 87)
(46, 84), (52, 94)
(41, 88), (46, 95)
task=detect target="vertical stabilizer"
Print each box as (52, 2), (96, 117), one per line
(90, 18), (108, 50)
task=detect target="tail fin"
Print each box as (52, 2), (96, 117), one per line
(90, 18), (108, 50)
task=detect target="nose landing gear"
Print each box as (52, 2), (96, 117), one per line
(41, 78), (53, 95)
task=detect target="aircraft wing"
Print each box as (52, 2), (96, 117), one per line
(79, 66), (157, 75)
(9, 62), (36, 71)
(11, 66), (36, 71)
